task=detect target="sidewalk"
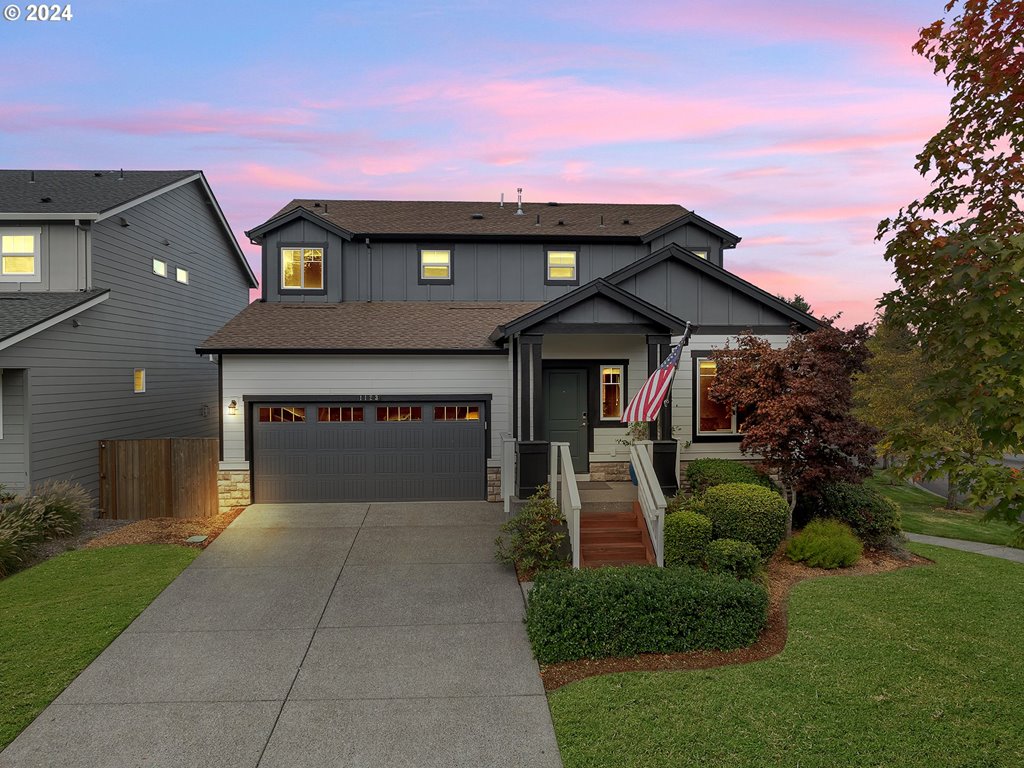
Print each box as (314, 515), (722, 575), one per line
(905, 532), (1024, 564)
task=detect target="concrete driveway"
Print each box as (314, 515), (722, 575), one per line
(0, 502), (562, 768)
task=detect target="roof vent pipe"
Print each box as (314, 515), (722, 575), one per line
(29, 171), (35, 183)
(535, 214), (541, 226)
(118, 169), (124, 180)
(515, 187), (524, 215)
(500, 192), (504, 208)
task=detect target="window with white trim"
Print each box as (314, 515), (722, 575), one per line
(152, 259), (167, 277)
(600, 365), (623, 420)
(696, 359), (749, 435)
(133, 368), (146, 394)
(0, 228), (41, 282)
(175, 267), (189, 284)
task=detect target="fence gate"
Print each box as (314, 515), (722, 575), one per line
(98, 438), (219, 520)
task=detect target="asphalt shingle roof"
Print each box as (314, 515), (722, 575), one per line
(266, 199), (690, 239)
(0, 290), (108, 342)
(198, 301), (545, 353)
(0, 170), (198, 214)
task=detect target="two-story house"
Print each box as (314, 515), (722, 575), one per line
(200, 197), (817, 511)
(0, 170), (257, 498)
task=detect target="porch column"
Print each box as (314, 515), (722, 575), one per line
(647, 334), (670, 440)
(519, 334), (544, 440)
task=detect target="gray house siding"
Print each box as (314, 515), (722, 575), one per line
(646, 223), (725, 267)
(0, 369), (28, 492)
(0, 223), (88, 293)
(0, 180), (252, 498)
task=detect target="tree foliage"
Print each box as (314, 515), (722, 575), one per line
(709, 323), (880, 503)
(878, 0), (1024, 523)
(778, 293), (813, 314)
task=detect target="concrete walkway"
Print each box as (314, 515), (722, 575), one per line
(0, 502), (562, 768)
(906, 532), (1024, 564)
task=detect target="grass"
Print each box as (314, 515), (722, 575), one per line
(867, 472), (1021, 547)
(548, 543), (1024, 768)
(0, 545), (197, 749)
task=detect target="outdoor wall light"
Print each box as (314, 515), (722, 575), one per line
(228, 399), (237, 416)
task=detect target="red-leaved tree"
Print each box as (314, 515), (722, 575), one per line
(710, 323), (880, 519)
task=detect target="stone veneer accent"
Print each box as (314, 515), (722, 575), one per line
(218, 469), (251, 513)
(487, 467), (501, 502)
(589, 461), (630, 482)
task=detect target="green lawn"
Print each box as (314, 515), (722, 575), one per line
(0, 545), (197, 749)
(867, 472), (1021, 547)
(549, 543), (1024, 768)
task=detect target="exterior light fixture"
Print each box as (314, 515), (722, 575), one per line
(228, 399), (237, 416)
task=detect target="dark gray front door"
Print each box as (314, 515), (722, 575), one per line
(252, 401), (486, 503)
(543, 369), (588, 471)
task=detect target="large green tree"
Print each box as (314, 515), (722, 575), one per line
(878, 0), (1024, 525)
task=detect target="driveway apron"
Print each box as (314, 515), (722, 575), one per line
(0, 502), (561, 768)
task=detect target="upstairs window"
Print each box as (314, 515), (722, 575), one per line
(281, 247), (324, 290)
(133, 368), (146, 394)
(419, 249), (452, 283)
(175, 267), (189, 284)
(600, 366), (623, 420)
(546, 249), (578, 284)
(152, 259), (167, 277)
(690, 249), (709, 260)
(0, 228), (40, 281)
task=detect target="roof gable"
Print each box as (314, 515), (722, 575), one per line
(244, 205), (355, 242)
(0, 170), (198, 216)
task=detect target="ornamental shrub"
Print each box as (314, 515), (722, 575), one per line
(686, 458), (777, 495)
(694, 483), (789, 558)
(706, 538), (762, 580)
(664, 510), (712, 568)
(494, 485), (568, 576)
(526, 565), (768, 663)
(31, 480), (91, 538)
(0, 497), (48, 578)
(812, 482), (902, 547)
(786, 519), (863, 569)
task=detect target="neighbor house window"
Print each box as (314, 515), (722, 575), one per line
(690, 249), (708, 260)
(258, 406), (306, 423)
(1, 228), (40, 281)
(175, 267), (189, 284)
(433, 405), (480, 421)
(281, 247), (324, 290)
(318, 406), (363, 423)
(152, 259), (167, 277)
(696, 359), (749, 435)
(377, 406), (422, 422)
(546, 249), (577, 283)
(133, 368), (146, 393)
(600, 366), (623, 420)
(419, 249), (452, 282)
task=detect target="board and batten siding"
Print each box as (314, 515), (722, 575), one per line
(0, 223), (88, 293)
(220, 354), (511, 468)
(0, 369), (28, 491)
(0, 179), (252, 499)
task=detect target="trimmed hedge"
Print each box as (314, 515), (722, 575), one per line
(664, 511), (712, 568)
(706, 538), (762, 580)
(786, 519), (862, 569)
(526, 565), (768, 664)
(686, 458), (776, 495)
(813, 482), (902, 547)
(694, 483), (789, 558)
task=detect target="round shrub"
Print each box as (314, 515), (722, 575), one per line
(494, 485), (568, 576)
(695, 483), (789, 558)
(706, 538), (762, 580)
(813, 482), (901, 547)
(664, 510), (712, 568)
(786, 519), (862, 569)
(686, 458), (777, 495)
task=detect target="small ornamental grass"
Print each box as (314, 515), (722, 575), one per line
(706, 538), (762, 580)
(663, 510), (712, 568)
(526, 565), (768, 664)
(686, 458), (777, 495)
(494, 485), (568, 576)
(0, 481), (93, 578)
(693, 482), (789, 559)
(786, 519), (863, 569)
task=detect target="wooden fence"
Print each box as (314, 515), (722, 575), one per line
(98, 438), (219, 520)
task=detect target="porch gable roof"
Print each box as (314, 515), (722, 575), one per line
(489, 278), (691, 342)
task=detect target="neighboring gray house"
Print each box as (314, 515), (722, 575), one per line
(0, 170), (257, 499)
(200, 197), (818, 516)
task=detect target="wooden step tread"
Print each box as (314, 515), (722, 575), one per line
(582, 530), (643, 543)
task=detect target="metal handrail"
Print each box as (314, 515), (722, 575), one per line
(630, 441), (666, 566)
(550, 441), (582, 568)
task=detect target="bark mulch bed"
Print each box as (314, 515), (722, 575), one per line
(538, 547), (931, 691)
(84, 507), (246, 550)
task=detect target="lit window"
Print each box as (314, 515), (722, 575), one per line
(420, 249), (451, 281)
(175, 267), (189, 284)
(318, 406), (364, 423)
(152, 259), (167, 277)
(600, 366), (623, 420)
(258, 406), (306, 423)
(546, 250), (577, 282)
(133, 368), (146, 393)
(281, 247), (323, 290)
(377, 406), (422, 422)
(1, 229), (40, 281)
(697, 359), (748, 435)
(690, 250), (708, 260)
(433, 405), (480, 421)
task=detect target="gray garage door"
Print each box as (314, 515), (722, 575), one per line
(252, 401), (486, 503)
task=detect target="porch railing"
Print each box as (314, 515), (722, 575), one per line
(630, 440), (666, 566)
(499, 432), (517, 518)
(549, 442), (582, 568)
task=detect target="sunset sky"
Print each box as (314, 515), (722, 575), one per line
(0, 0), (951, 322)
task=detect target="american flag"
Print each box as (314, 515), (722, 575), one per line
(621, 323), (692, 423)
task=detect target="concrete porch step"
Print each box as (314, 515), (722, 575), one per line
(580, 501), (634, 514)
